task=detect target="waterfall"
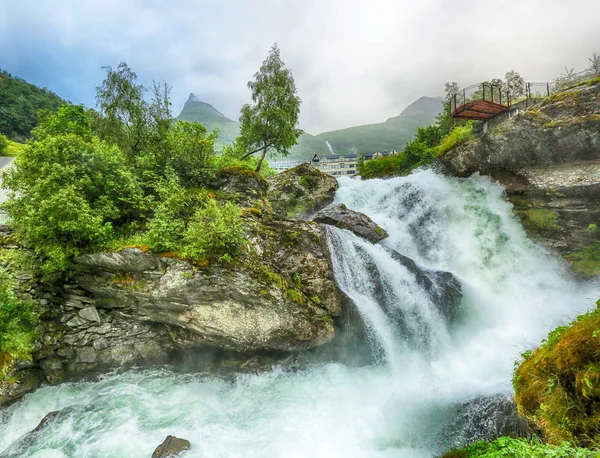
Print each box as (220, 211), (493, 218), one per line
(325, 141), (334, 154)
(1, 170), (598, 457)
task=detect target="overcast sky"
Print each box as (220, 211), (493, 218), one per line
(1, 0), (599, 133)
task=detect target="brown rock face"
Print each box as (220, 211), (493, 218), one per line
(267, 163), (339, 220)
(438, 83), (600, 269)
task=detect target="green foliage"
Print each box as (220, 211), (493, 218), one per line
(239, 44), (303, 171)
(439, 437), (597, 458)
(144, 176), (209, 252)
(3, 108), (148, 280)
(182, 199), (246, 262)
(565, 243), (600, 276)
(588, 224), (597, 233)
(358, 122), (473, 179)
(513, 304), (600, 446)
(0, 134), (7, 155)
(0, 269), (37, 362)
(0, 70), (65, 141)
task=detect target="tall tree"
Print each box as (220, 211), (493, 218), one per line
(504, 70), (525, 99)
(589, 52), (600, 74)
(238, 44), (302, 172)
(95, 62), (148, 163)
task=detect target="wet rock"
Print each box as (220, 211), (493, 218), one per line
(31, 410), (60, 433)
(386, 249), (463, 322)
(75, 347), (97, 363)
(152, 435), (191, 458)
(438, 394), (531, 450)
(209, 166), (269, 210)
(78, 306), (101, 323)
(313, 204), (388, 243)
(65, 316), (87, 327)
(267, 163), (339, 220)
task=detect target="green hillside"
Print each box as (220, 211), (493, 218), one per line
(176, 94), (443, 159)
(176, 94), (329, 160)
(0, 70), (66, 141)
(315, 96), (443, 153)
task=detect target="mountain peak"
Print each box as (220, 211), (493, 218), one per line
(187, 93), (201, 102)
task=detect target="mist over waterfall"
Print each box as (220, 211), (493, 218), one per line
(1, 170), (598, 457)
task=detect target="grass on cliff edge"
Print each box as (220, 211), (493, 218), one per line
(566, 243), (600, 276)
(439, 437), (598, 458)
(358, 123), (473, 179)
(513, 299), (600, 447)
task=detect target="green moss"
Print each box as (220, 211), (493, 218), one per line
(374, 227), (384, 235)
(434, 123), (474, 156)
(285, 288), (305, 305)
(518, 208), (562, 235)
(565, 243), (600, 276)
(439, 437), (597, 458)
(310, 295), (322, 305)
(513, 302), (600, 446)
(298, 175), (318, 189)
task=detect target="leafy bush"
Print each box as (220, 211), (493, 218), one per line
(513, 301), (600, 446)
(145, 176), (210, 252)
(3, 108), (148, 279)
(0, 269), (37, 362)
(0, 134), (7, 155)
(182, 199), (246, 262)
(440, 437), (597, 458)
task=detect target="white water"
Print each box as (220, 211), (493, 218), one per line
(325, 141), (334, 154)
(1, 170), (598, 457)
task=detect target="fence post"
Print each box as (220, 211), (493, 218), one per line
(463, 88), (466, 106)
(547, 82), (550, 97)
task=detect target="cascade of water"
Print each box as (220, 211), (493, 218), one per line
(1, 170), (597, 457)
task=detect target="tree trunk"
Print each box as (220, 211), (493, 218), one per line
(255, 146), (268, 173)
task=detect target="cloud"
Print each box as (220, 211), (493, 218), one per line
(1, 0), (599, 133)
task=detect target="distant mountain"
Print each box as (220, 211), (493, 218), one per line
(176, 94), (444, 159)
(0, 70), (66, 141)
(315, 96), (444, 153)
(176, 93), (330, 160)
(177, 94), (240, 144)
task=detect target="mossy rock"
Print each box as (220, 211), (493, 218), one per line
(513, 301), (600, 446)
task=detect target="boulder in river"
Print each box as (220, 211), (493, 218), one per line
(152, 435), (191, 457)
(267, 163), (339, 220)
(313, 204), (388, 243)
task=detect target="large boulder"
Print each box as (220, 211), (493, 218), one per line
(152, 436), (191, 458)
(437, 394), (531, 451)
(267, 163), (339, 220)
(313, 204), (388, 243)
(19, 219), (343, 389)
(386, 248), (463, 322)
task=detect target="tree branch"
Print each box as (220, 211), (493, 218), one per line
(240, 142), (273, 160)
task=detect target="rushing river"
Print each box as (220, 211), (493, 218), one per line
(1, 170), (599, 457)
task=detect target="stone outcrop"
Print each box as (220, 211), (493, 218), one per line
(438, 82), (600, 274)
(438, 394), (531, 451)
(0, 217), (345, 405)
(313, 204), (389, 243)
(386, 248), (463, 322)
(267, 163), (339, 220)
(152, 436), (191, 458)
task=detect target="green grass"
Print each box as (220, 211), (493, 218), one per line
(513, 301), (600, 446)
(518, 208), (562, 234)
(440, 437), (598, 458)
(434, 123), (474, 156)
(565, 243), (600, 276)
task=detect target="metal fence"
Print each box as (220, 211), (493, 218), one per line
(451, 68), (600, 116)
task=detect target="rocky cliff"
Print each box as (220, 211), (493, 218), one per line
(439, 81), (600, 275)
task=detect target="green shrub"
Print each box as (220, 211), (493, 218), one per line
(3, 110), (149, 280)
(0, 269), (37, 363)
(440, 437), (597, 458)
(435, 123), (474, 156)
(182, 199), (246, 262)
(0, 134), (7, 155)
(513, 303), (600, 446)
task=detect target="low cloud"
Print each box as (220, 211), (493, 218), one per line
(1, 0), (599, 133)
